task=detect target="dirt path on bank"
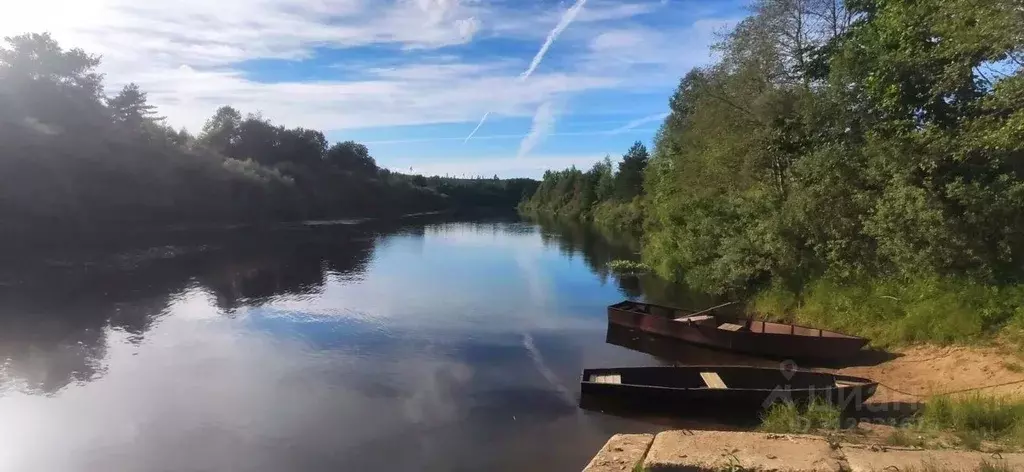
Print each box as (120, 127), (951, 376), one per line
(837, 345), (1024, 403)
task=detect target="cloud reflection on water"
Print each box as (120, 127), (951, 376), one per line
(0, 215), (676, 471)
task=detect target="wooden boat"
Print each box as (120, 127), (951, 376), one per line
(604, 323), (776, 366)
(607, 301), (868, 362)
(580, 365), (877, 415)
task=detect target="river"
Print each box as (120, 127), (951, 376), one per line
(0, 214), (731, 471)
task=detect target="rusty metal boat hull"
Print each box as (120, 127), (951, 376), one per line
(607, 300), (868, 362)
(579, 365), (877, 416)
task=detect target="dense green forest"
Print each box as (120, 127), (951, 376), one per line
(521, 0), (1024, 345)
(0, 33), (535, 238)
(518, 140), (649, 231)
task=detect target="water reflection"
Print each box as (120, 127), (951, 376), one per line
(0, 222), (383, 394)
(532, 216), (728, 309)
(0, 214), (725, 471)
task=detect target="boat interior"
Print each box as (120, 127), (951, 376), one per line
(586, 367), (867, 390)
(614, 301), (856, 339)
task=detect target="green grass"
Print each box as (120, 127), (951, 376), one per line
(1004, 362), (1023, 373)
(759, 399), (842, 434)
(607, 259), (652, 274)
(750, 276), (1024, 347)
(978, 460), (1014, 472)
(902, 459), (1013, 472)
(885, 428), (926, 447)
(758, 395), (1024, 450)
(918, 395), (1024, 447)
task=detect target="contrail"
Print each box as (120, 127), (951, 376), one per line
(608, 112), (669, 134)
(368, 127), (660, 145)
(463, 111), (490, 142)
(464, 0), (588, 142)
(521, 0), (588, 80)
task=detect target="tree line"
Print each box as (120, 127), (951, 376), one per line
(520, 0), (1024, 341)
(518, 140), (649, 231)
(0, 33), (536, 239)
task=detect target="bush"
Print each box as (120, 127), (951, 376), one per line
(760, 399), (841, 433)
(920, 395), (1024, 446)
(751, 276), (1024, 346)
(592, 198), (644, 233)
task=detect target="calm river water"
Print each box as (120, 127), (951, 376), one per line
(0, 215), (734, 471)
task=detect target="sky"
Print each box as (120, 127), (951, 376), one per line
(0, 0), (745, 178)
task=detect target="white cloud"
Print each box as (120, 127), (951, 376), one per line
(517, 101), (557, 159)
(492, 0), (660, 38)
(137, 65), (616, 131)
(591, 29), (652, 54)
(1, 0), (480, 67)
(575, 1), (660, 22)
(0, 0), (736, 133)
(364, 126), (659, 145)
(464, 0), (588, 141)
(390, 154), (608, 178)
(580, 18), (739, 84)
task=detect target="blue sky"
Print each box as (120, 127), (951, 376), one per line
(2, 0), (745, 177)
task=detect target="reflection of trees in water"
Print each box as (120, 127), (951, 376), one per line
(0, 213), (525, 394)
(197, 230), (376, 311)
(0, 223), (385, 394)
(0, 249), (197, 392)
(535, 216), (638, 285)
(0, 213), (720, 395)
(530, 216), (724, 310)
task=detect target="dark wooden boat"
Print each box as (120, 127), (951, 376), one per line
(608, 300), (868, 362)
(580, 365), (877, 415)
(605, 323), (776, 366)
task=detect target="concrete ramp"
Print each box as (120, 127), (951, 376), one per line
(582, 430), (1024, 471)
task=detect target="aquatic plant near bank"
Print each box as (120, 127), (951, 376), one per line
(607, 260), (651, 275)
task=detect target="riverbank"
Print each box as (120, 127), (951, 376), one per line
(581, 342), (1024, 470)
(837, 345), (1024, 403)
(752, 277), (1024, 348)
(584, 430), (1023, 471)
(525, 214), (1024, 350)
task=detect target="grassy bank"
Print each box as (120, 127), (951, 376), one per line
(918, 395), (1024, 448)
(905, 460), (1014, 472)
(751, 277), (1024, 347)
(760, 395), (1024, 450)
(759, 399), (841, 434)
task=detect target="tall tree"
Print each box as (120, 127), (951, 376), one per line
(108, 83), (161, 127)
(0, 33), (102, 97)
(198, 106), (242, 154)
(327, 141), (377, 175)
(615, 141), (649, 200)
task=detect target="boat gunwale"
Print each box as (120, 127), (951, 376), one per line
(609, 301), (867, 342)
(579, 366), (876, 393)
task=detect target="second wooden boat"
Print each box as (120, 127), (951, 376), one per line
(608, 300), (868, 362)
(580, 365), (877, 414)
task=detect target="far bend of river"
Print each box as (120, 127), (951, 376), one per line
(0, 214), (739, 471)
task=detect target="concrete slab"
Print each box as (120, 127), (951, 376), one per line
(583, 433), (655, 472)
(642, 430), (844, 471)
(842, 444), (1024, 471)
